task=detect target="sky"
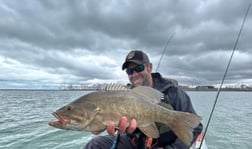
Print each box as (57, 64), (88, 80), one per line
(0, 0), (252, 89)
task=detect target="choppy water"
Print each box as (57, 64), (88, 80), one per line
(0, 90), (251, 149)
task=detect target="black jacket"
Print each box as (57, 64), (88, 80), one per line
(151, 72), (203, 149)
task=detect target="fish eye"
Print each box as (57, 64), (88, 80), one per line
(66, 105), (73, 111)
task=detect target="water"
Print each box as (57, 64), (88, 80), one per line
(0, 90), (251, 149)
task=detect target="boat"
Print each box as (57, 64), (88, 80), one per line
(190, 132), (208, 149)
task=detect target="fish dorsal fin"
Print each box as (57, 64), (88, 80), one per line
(104, 83), (129, 91)
(139, 122), (160, 138)
(132, 86), (163, 104)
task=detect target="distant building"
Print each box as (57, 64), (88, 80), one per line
(240, 84), (247, 89)
(196, 85), (215, 91)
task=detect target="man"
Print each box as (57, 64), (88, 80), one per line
(84, 50), (203, 149)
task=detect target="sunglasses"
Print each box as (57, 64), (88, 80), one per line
(126, 64), (145, 75)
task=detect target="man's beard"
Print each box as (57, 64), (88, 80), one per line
(130, 74), (150, 87)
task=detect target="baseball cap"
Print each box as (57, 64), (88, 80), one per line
(122, 50), (150, 70)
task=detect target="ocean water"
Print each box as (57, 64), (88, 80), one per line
(0, 90), (251, 149)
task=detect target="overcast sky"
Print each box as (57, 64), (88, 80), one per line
(0, 0), (252, 89)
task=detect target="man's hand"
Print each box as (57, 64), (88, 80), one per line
(91, 116), (137, 135)
(107, 116), (137, 135)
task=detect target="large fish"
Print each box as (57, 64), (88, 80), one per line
(49, 85), (201, 147)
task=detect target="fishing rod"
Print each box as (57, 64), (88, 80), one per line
(156, 32), (176, 72)
(199, 3), (251, 149)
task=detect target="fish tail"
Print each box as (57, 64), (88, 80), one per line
(167, 111), (201, 147)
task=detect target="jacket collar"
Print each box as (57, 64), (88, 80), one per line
(152, 72), (177, 93)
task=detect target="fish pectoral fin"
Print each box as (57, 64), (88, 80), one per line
(139, 123), (159, 138)
(158, 102), (174, 110)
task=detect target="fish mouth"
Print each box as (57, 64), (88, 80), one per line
(49, 112), (70, 127)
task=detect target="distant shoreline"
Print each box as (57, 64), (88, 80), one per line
(181, 85), (252, 92)
(1, 88), (252, 92)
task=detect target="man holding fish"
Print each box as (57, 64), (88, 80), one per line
(84, 50), (203, 149)
(49, 50), (203, 149)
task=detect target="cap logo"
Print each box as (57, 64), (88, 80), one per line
(127, 51), (135, 60)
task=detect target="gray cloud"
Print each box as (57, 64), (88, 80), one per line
(0, 0), (252, 89)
